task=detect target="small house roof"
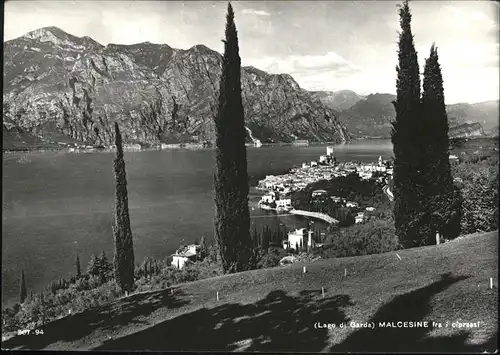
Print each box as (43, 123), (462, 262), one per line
(171, 253), (189, 258)
(173, 244), (200, 257)
(172, 250), (196, 258)
(289, 228), (306, 234)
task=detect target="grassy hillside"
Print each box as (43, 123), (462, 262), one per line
(2, 231), (497, 352)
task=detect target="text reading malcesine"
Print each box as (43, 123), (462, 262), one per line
(378, 321), (430, 328)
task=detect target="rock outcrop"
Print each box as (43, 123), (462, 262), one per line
(3, 27), (349, 148)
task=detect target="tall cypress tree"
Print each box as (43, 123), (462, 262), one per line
(391, 0), (429, 248)
(213, 2), (252, 273)
(199, 235), (208, 260)
(421, 44), (462, 242)
(19, 270), (27, 304)
(261, 226), (270, 252)
(112, 123), (135, 293)
(76, 254), (81, 278)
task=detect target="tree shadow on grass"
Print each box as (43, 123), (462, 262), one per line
(95, 289), (354, 352)
(1, 288), (190, 350)
(331, 272), (497, 353)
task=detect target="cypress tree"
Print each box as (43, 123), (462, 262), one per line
(112, 122), (135, 294)
(134, 263), (140, 278)
(199, 235), (208, 260)
(213, 2), (252, 273)
(261, 226), (270, 252)
(87, 254), (99, 277)
(391, 0), (429, 248)
(421, 44), (462, 242)
(76, 254), (82, 278)
(19, 270), (27, 304)
(144, 262), (149, 279)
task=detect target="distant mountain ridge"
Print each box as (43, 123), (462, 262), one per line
(3, 26), (349, 150)
(339, 93), (397, 139)
(310, 90), (366, 111)
(314, 90), (498, 139)
(446, 101), (499, 133)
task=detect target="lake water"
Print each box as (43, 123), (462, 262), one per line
(2, 139), (392, 307)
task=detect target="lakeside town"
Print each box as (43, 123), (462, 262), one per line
(256, 146), (394, 211)
(169, 146), (396, 270)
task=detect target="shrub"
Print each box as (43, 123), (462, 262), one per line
(455, 163), (498, 234)
(206, 243), (220, 264)
(2, 304), (21, 332)
(88, 275), (103, 289)
(256, 247), (288, 269)
(74, 277), (91, 292)
(160, 264), (199, 285)
(317, 219), (400, 259)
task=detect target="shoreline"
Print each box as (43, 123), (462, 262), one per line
(4, 135), (496, 154)
(2, 141), (348, 154)
(6, 135), (497, 154)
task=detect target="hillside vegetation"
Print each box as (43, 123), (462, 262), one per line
(2, 230), (497, 352)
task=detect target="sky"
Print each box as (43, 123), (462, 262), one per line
(4, 0), (499, 104)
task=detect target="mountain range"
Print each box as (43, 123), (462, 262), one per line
(3, 26), (498, 150)
(3, 27), (350, 150)
(314, 91), (498, 139)
(310, 90), (366, 112)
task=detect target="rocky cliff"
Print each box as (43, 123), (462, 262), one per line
(3, 27), (349, 148)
